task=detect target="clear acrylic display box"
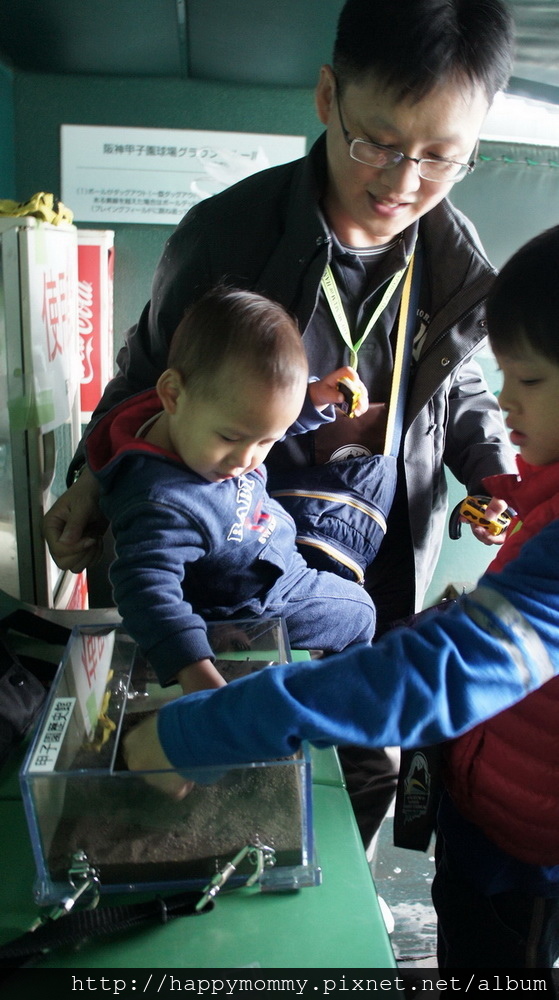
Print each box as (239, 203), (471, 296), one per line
(20, 618), (320, 905)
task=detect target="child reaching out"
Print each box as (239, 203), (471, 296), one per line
(85, 285), (375, 697)
(431, 225), (559, 971)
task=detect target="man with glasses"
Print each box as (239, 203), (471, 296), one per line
(44, 0), (517, 847)
(336, 96), (477, 184)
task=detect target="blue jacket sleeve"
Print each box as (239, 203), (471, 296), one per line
(286, 380), (336, 436)
(108, 495), (214, 685)
(158, 522), (559, 767)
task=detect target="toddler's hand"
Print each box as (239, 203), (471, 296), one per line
(309, 366), (369, 416)
(176, 658), (227, 695)
(122, 659), (226, 798)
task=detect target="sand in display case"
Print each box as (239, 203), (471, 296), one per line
(20, 619), (319, 904)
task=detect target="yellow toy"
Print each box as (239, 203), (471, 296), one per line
(449, 495), (513, 539)
(336, 375), (362, 418)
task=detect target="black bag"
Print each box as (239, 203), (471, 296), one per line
(0, 636), (47, 766)
(0, 602), (71, 767)
(393, 743), (444, 852)
(270, 248), (420, 583)
(390, 598), (457, 851)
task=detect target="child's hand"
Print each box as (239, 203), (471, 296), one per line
(309, 366), (369, 416)
(468, 496), (510, 546)
(123, 660), (225, 799)
(450, 495), (511, 546)
(123, 713), (193, 800)
(176, 657), (227, 695)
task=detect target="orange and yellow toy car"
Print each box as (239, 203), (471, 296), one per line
(449, 495), (514, 540)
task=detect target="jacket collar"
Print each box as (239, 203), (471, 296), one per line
(484, 455), (559, 520)
(257, 134), (332, 328)
(417, 198), (495, 352)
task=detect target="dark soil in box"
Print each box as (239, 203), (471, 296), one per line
(47, 716), (305, 889)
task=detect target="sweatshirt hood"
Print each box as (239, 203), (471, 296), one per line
(85, 389), (181, 485)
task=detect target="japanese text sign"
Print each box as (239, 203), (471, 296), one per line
(61, 124), (306, 225)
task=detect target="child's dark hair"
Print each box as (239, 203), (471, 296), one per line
(167, 286), (308, 395)
(486, 226), (559, 364)
(333, 0), (514, 104)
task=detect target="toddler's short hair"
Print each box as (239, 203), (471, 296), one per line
(168, 286), (308, 396)
(487, 226), (559, 364)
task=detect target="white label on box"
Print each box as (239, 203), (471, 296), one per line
(29, 697), (76, 772)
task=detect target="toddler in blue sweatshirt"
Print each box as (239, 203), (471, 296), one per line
(86, 285), (375, 697)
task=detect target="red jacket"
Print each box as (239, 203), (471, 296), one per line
(445, 456), (559, 866)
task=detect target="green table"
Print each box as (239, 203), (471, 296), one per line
(0, 747), (395, 970)
(0, 610), (395, 971)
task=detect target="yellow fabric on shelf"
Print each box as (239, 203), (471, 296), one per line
(0, 191), (73, 225)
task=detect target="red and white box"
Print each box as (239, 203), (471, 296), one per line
(77, 230), (114, 423)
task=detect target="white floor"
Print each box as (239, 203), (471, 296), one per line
(373, 810), (559, 973)
(372, 807), (438, 968)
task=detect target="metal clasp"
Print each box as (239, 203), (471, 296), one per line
(28, 850), (101, 932)
(196, 840), (276, 911)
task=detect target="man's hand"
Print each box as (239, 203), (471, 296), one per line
(42, 466), (107, 572)
(123, 713), (193, 799)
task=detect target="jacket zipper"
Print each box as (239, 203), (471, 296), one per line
(271, 489), (387, 534)
(294, 535), (365, 584)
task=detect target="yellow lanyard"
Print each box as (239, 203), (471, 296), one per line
(321, 252), (417, 455)
(321, 259), (409, 370)
(383, 253), (415, 455)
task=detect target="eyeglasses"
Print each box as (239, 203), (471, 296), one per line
(335, 86), (476, 184)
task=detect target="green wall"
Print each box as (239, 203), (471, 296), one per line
(427, 142), (559, 606)
(0, 61), (15, 198)
(12, 70), (320, 339)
